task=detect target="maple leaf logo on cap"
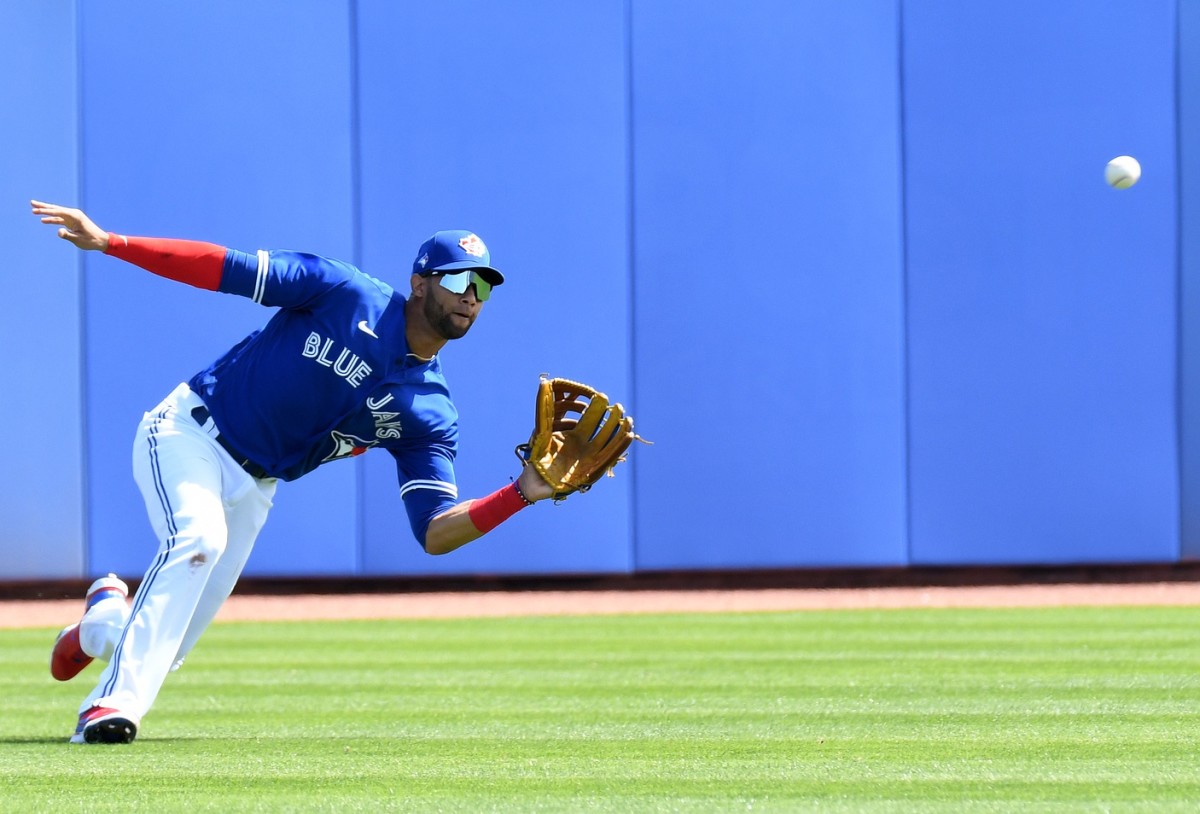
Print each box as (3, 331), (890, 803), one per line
(458, 234), (487, 258)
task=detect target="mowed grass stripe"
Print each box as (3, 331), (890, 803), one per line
(3, 607), (1199, 812)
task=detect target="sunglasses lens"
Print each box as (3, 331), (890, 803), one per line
(436, 272), (469, 294)
(470, 272), (492, 301)
(436, 271), (491, 301)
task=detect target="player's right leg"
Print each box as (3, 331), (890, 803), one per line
(71, 383), (229, 744)
(50, 574), (130, 681)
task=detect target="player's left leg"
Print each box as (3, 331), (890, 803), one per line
(171, 475), (276, 671)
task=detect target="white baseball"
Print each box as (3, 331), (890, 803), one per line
(1105, 155), (1141, 189)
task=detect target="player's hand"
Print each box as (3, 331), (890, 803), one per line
(30, 200), (110, 252)
(517, 463), (556, 503)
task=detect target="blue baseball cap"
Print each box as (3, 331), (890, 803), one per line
(412, 230), (504, 286)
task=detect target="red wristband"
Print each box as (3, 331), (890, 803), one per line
(467, 482), (531, 534)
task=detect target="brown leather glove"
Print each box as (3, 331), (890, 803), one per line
(516, 377), (645, 500)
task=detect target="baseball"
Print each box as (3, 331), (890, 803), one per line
(1105, 155), (1141, 189)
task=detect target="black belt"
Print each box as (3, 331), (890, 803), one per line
(190, 405), (271, 479)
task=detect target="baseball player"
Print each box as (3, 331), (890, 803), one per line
(32, 200), (555, 745)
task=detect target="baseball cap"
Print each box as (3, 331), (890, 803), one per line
(412, 230), (504, 286)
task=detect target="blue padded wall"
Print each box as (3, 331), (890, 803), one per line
(1, 3), (86, 578)
(78, 1), (360, 577)
(903, 0), (1179, 564)
(355, 1), (634, 575)
(1180, 0), (1200, 559)
(4, 1), (1197, 581)
(629, 1), (908, 569)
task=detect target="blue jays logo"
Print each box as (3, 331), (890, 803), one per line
(323, 430), (376, 463)
(458, 234), (487, 257)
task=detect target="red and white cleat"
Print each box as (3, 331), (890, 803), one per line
(50, 574), (129, 681)
(70, 705), (139, 745)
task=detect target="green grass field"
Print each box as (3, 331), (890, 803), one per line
(4, 606), (1199, 812)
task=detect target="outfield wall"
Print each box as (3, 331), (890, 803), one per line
(1, 1), (1191, 580)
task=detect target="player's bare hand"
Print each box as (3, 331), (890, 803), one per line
(30, 200), (110, 252)
(517, 463), (555, 503)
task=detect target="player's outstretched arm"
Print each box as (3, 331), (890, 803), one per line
(31, 200), (110, 251)
(32, 199), (227, 291)
(423, 464), (555, 555)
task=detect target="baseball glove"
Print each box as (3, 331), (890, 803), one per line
(516, 376), (645, 500)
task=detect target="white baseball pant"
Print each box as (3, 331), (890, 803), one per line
(77, 382), (276, 721)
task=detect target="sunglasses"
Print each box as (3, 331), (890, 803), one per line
(428, 270), (493, 301)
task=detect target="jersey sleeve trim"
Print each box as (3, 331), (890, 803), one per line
(399, 479), (459, 499)
(252, 249), (269, 303)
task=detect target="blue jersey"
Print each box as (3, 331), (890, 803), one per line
(187, 248), (458, 546)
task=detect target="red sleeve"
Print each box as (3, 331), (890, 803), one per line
(466, 482), (532, 534)
(104, 233), (226, 291)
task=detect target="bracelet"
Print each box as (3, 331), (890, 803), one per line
(512, 479), (535, 506)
